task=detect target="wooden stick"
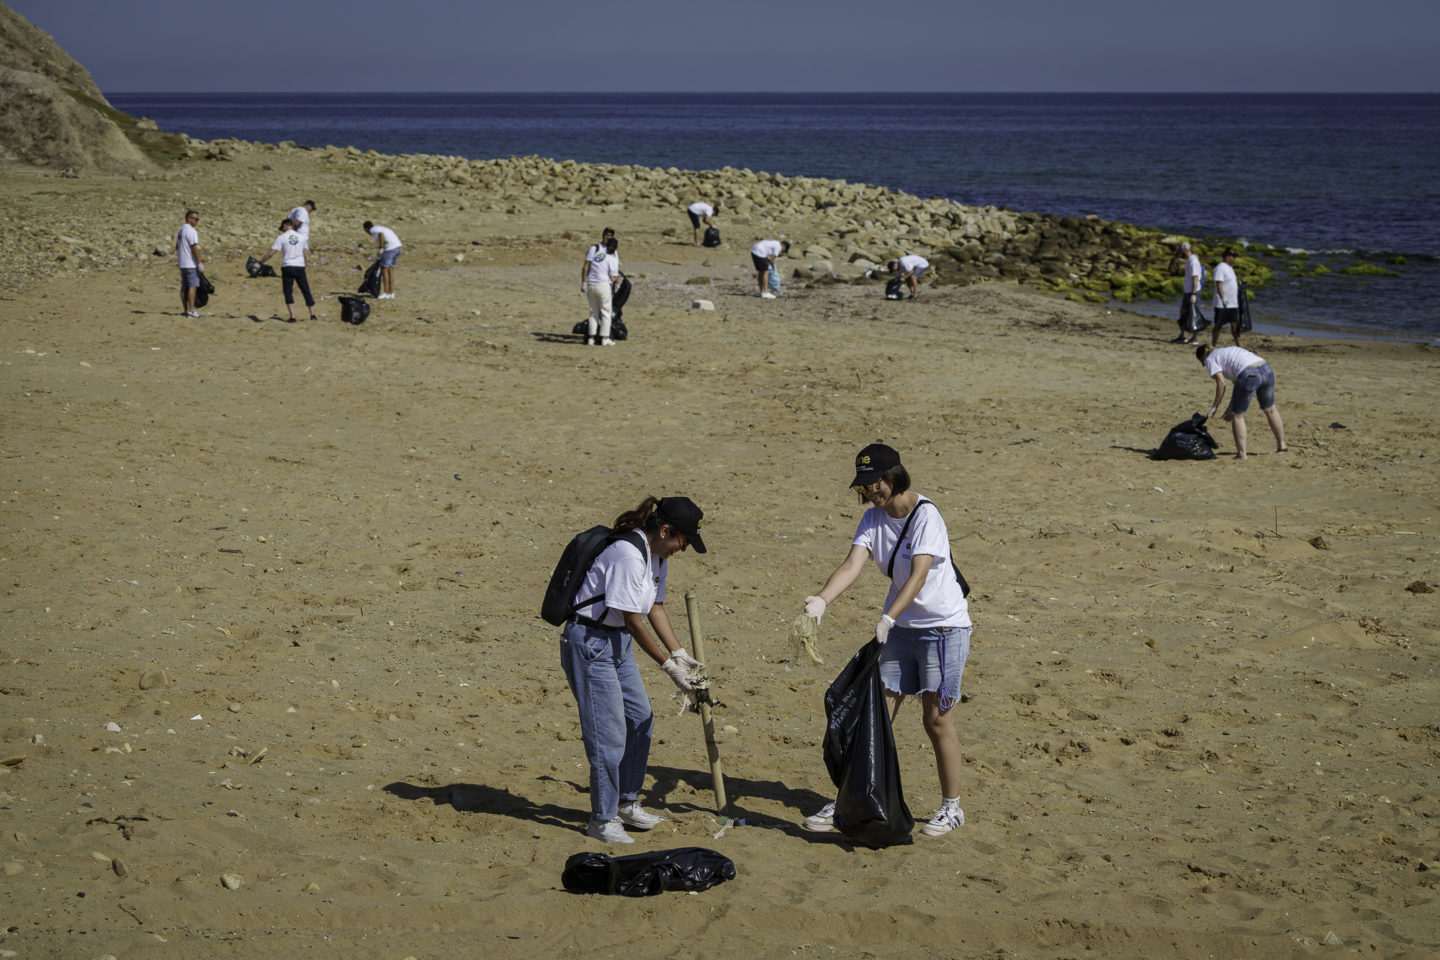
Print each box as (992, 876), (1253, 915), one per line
(684, 588), (728, 814)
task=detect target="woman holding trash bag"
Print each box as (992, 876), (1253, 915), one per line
(1196, 344), (1287, 460)
(800, 443), (971, 837)
(561, 496), (708, 844)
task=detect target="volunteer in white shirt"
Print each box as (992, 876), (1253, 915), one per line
(176, 209), (204, 318)
(1196, 344), (1288, 460)
(288, 200), (315, 242)
(687, 201), (718, 246)
(1174, 240), (1207, 344)
(559, 496), (709, 843)
(799, 443), (972, 839)
(579, 232), (621, 345)
(750, 238), (789, 298)
(363, 220), (402, 299)
(255, 218), (316, 322)
(1209, 249), (1243, 347)
(889, 254), (930, 300)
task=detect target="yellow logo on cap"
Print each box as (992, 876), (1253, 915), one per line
(857, 455), (871, 466)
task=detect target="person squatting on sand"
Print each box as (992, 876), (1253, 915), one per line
(1173, 240), (1206, 344)
(800, 444), (972, 838)
(1210, 249), (1243, 347)
(1196, 344), (1287, 460)
(363, 220), (402, 299)
(560, 497), (708, 843)
(176, 209), (204, 318)
(255, 218), (316, 322)
(687, 200), (718, 246)
(889, 254), (930, 300)
(751, 238), (789, 298)
(580, 231), (621, 345)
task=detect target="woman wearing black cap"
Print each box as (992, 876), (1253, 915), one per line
(800, 444), (971, 838)
(560, 496), (708, 844)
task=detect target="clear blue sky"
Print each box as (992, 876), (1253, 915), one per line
(11, 0), (1438, 93)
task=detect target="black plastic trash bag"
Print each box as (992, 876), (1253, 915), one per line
(885, 277), (904, 300)
(702, 225), (721, 247)
(561, 847), (736, 896)
(1179, 295), (1209, 334)
(194, 271), (215, 309)
(339, 296), (370, 325)
(358, 261), (382, 297)
(822, 639), (913, 847)
(246, 256), (277, 278)
(571, 274), (631, 340)
(1154, 413), (1219, 460)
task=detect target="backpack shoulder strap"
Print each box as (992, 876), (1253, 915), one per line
(885, 498), (930, 580)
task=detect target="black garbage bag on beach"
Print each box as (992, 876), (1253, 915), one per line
(1179, 295), (1209, 334)
(339, 296), (370, 326)
(1154, 413), (1219, 460)
(571, 274), (631, 340)
(359, 260), (382, 297)
(702, 225), (721, 247)
(822, 639), (913, 848)
(194, 271), (215, 309)
(246, 256), (277, 278)
(885, 277), (905, 300)
(1237, 281), (1253, 333)
(561, 847), (736, 896)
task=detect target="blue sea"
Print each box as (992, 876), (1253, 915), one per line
(110, 92), (1440, 343)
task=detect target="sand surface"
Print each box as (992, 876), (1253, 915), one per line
(2, 154), (1438, 960)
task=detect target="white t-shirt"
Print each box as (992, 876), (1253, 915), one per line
(751, 239), (784, 259)
(898, 254), (929, 273)
(1204, 345), (1265, 381)
(288, 206), (310, 236)
(271, 229), (307, 268)
(572, 535), (666, 628)
(852, 496), (970, 630)
(176, 223), (199, 269)
(585, 245), (619, 284)
(369, 225), (401, 249)
(1212, 261), (1238, 308)
(688, 202), (714, 217)
(1183, 253), (1203, 294)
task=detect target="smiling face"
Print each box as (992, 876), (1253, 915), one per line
(853, 477), (893, 509)
(652, 524), (689, 559)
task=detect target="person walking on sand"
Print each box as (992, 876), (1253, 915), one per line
(800, 443), (972, 838)
(580, 234), (621, 345)
(288, 200), (316, 243)
(255, 218), (317, 323)
(751, 238), (789, 298)
(1196, 344), (1287, 460)
(1173, 241), (1207, 344)
(363, 221), (402, 299)
(1210, 249), (1243, 347)
(687, 201), (718, 246)
(889, 254), (930, 300)
(559, 496), (709, 843)
(176, 209), (204, 318)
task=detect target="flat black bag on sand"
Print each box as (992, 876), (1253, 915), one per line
(561, 847), (736, 896)
(822, 639), (914, 847)
(1154, 413), (1219, 460)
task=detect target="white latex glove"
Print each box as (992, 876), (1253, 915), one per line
(661, 657), (694, 693)
(670, 648), (703, 672)
(803, 596), (827, 625)
(875, 614), (896, 645)
(1208, 404), (1219, 419)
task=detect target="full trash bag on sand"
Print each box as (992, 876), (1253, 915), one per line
(561, 847), (736, 896)
(822, 639), (913, 847)
(1154, 413), (1220, 461)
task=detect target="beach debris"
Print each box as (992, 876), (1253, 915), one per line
(1322, 931), (1344, 946)
(1405, 580), (1433, 594)
(788, 613), (824, 665)
(105, 721), (121, 733)
(691, 299), (715, 311)
(220, 873), (244, 890)
(139, 667), (170, 690)
(1309, 536), (1331, 550)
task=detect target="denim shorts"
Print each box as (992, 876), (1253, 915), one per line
(179, 267), (199, 288)
(878, 625), (970, 711)
(1231, 362), (1275, 414)
(379, 247), (402, 268)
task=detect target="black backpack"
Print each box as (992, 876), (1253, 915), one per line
(702, 226), (721, 247)
(339, 296), (370, 325)
(541, 526), (646, 626)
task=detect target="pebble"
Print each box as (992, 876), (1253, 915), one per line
(220, 873), (244, 890)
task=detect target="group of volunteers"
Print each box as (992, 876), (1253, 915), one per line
(557, 444), (972, 845)
(578, 226), (623, 345)
(1174, 241), (1247, 347)
(173, 201), (404, 321)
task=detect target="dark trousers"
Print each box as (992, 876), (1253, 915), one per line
(281, 266), (314, 307)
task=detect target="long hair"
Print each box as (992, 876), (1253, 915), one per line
(614, 497), (664, 537)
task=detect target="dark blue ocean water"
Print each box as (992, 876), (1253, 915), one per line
(110, 92), (1440, 343)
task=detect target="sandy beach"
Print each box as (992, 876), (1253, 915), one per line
(1, 142), (1438, 960)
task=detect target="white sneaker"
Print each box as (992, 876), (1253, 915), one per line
(187, 311), (203, 318)
(600, 338), (616, 346)
(760, 292), (777, 300)
(801, 801), (837, 833)
(617, 802), (663, 830)
(921, 804), (965, 837)
(586, 817), (634, 844)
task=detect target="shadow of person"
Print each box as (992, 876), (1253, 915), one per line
(382, 780), (580, 831)
(532, 331), (588, 345)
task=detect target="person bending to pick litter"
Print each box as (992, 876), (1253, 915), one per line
(800, 443), (971, 837)
(1195, 344), (1287, 460)
(560, 496), (708, 843)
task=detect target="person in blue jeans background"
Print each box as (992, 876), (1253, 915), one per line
(560, 496), (708, 843)
(800, 443), (972, 838)
(1197, 344), (1287, 460)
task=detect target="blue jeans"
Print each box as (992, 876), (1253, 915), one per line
(1230, 362), (1275, 414)
(879, 625), (970, 711)
(560, 620), (654, 821)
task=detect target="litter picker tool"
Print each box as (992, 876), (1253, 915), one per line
(684, 589), (728, 815)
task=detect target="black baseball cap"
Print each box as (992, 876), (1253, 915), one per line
(852, 443), (901, 487)
(656, 497), (707, 553)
